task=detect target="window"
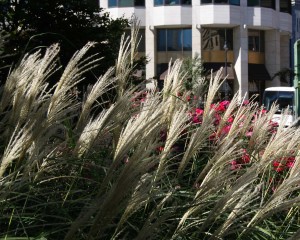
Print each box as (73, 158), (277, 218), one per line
(124, 29), (146, 52)
(108, 0), (145, 7)
(157, 29), (192, 52)
(154, 0), (190, 6)
(248, 30), (264, 52)
(201, 28), (233, 50)
(247, 0), (275, 9)
(280, 0), (291, 13)
(201, 0), (240, 5)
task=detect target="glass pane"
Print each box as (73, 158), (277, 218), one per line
(165, 0), (179, 5)
(135, 0), (145, 6)
(108, 0), (117, 7)
(201, 0), (212, 3)
(261, 0), (275, 9)
(229, 0), (240, 5)
(247, 0), (259, 6)
(201, 28), (213, 50)
(167, 29), (181, 51)
(217, 29), (225, 50)
(260, 31), (265, 52)
(215, 0), (228, 3)
(183, 29), (192, 51)
(181, 0), (191, 5)
(137, 30), (145, 52)
(154, 0), (163, 5)
(225, 29), (233, 50)
(157, 30), (166, 51)
(119, 0), (134, 6)
(280, 0), (291, 13)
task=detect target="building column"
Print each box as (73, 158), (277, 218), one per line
(280, 34), (291, 85)
(145, 26), (156, 79)
(192, 25), (201, 58)
(233, 24), (248, 101)
(265, 30), (281, 87)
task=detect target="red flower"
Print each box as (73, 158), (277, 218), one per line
(220, 125), (231, 135)
(215, 104), (226, 112)
(230, 160), (241, 170)
(195, 108), (204, 115)
(243, 100), (249, 105)
(241, 149), (250, 164)
(227, 116), (234, 123)
(157, 146), (164, 152)
(286, 161), (294, 169)
(220, 100), (230, 107)
(273, 161), (285, 172)
(209, 132), (217, 141)
(192, 116), (201, 124)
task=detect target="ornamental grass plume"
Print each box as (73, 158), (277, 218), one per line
(2, 22), (300, 240)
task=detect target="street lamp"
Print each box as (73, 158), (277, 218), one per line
(224, 40), (229, 99)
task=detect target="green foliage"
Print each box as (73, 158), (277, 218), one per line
(181, 54), (207, 91)
(0, 0), (129, 80)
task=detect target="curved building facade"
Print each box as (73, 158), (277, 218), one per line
(100, 0), (292, 100)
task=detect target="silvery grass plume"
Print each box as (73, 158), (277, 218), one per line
(178, 71), (224, 176)
(47, 42), (100, 124)
(115, 19), (140, 98)
(2, 22), (300, 240)
(75, 67), (116, 132)
(0, 42), (102, 178)
(0, 44), (59, 134)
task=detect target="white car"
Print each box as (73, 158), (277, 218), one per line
(262, 87), (295, 127)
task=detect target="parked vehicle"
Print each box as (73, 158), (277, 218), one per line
(262, 86), (295, 127)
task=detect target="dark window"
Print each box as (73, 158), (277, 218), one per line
(247, 0), (259, 6)
(167, 29), (181, 51)
(261, 0), (275, 9)
(108, 0), (117, 7)
(154, 0), (190, 5)
(201, 0), (240, 4)
(119, 0), (133, 7)
(215, 0), (228, 3)
(280, 0), (291, 14)
(109, 0), (145, 7)
(201, 28), (233, 50)
(124, 29), (146, 52)
(157, 28), (192, 51)
(137, 30), (146, 52)
(157, 29), (167, 51)
(248, 30), (265, 52)
(247, 0), (275, 9)
(229, 0), (240, 5)
(183, 29), (192, 50)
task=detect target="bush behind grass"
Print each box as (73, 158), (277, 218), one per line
(1, 24), (300, 239)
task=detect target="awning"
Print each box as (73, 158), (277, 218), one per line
(203, 63), (235, 80)
(248, 64), (271, 81)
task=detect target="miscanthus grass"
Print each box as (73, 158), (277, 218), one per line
(1, 24), (300, 240)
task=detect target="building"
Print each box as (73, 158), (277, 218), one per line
(291, 0), (300, 73)
(100, 0), (292, 100)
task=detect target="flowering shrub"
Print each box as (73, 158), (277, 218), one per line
(189, 100), (295, 177)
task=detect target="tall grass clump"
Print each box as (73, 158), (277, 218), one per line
(1, 22), (300, 240)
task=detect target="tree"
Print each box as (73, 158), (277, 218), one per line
(0, 0), (129, 82)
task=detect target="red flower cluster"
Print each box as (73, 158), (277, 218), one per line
(131, 91), (147, 107)
(272, 155), (295, 173)
(189, 108), (204, 124)
(230, 149), (251, 170)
